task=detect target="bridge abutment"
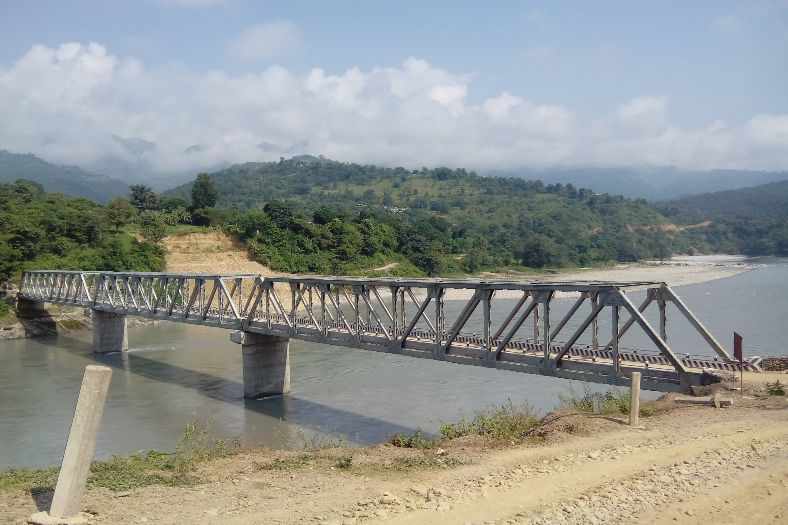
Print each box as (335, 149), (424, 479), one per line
(16, 296), (48, 318)
(92, 310), (128, 354)
(230, 331), (290, 398)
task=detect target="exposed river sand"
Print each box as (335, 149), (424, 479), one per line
(2, 387), (786, 524)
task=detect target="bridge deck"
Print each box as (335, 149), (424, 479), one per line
(20, 270), (755, 392)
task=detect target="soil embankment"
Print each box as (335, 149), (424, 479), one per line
(163, 231), (278, 276)
(2, 393), (786, 524)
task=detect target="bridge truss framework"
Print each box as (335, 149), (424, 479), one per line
(20, 270), (757, 392)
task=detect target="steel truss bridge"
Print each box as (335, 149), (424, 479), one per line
(20, 270), (757, 392)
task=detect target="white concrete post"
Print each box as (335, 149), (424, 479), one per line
(30, 365), (112, 525)
(630, 371), (641, 427)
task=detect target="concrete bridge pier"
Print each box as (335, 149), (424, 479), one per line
(92, 310), (128, 353)
(16, 296), (48, 318)
(230, 331), (291, 398)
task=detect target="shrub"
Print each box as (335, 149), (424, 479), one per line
(439, 400), (539, 442)
(559, 388), (631, 415)
(335, 456), (353, 469)
(389, 431), (437, 449)
(766, 381), (786, 396)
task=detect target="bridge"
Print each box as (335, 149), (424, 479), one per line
(18, 270), (757, 395)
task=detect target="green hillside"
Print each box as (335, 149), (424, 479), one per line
(0, 150), (126, 203)
(661, 179), (788, 221)
(660, 180), (788, 256)
(0, 180), (164, 286)
(166, 156), (678, 274)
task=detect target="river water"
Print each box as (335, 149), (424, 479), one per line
(2, 258), (786, 468)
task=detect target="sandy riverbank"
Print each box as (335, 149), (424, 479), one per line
(441, 255), (755, 300)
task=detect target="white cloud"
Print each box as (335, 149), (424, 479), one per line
(617, 96), (668, 134)
(227, 21), (303, 61)
(0, 42), (786, 174)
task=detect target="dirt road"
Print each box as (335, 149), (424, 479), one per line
(3, 395), (786, 524)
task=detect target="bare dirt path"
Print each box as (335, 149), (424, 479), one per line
(3, 396), (786, 524)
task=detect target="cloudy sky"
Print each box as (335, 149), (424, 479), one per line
(1, 0), (786, 173)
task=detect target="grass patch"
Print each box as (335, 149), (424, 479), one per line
(559, 387), (664, 417)
(766, 381), (786, 396)
(389, 454), (464, 471)
(58, 318), (87, 330)
(559, 388), (631, 415)
(439, 400), (539, 442)
(335, 455), (353, 470)
(0, 467), (59, 494)
(389, 431), (438, 449)
(0, 421), (239, 494)
(256, 453), (315, 471)
(0, 299), (11, 319)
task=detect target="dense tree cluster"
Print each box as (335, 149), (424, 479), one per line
(659, 180), (788, 257)
(165, 157), (677, 274)
(0, 180), (164, 283)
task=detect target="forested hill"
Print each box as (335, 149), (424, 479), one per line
(0, 150), (126, 203)
(165, 156), (682, 272)
(661, 179), (788, 221)
(0, 180), (164, 287)
(658, 180), (788, 256)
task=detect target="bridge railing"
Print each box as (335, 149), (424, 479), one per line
(20, 270), (755, 391)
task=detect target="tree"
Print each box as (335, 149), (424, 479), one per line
(105, 198), (136, 231)
(139, 212), (167, 243)
(191, 173), (217, 209)
(129, 185), (159, 211)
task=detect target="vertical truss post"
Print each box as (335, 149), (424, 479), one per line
(533, 301), (540, 342)
(320, 285), (328, 336)
(290, 283), (298, 329)
(390, 286), (398, 336)
(658, 289), (667, 342)
(539, 291), (554, 368)
(433, 287), (445, 359)
(482, 288), (492, 353)
(591, 292), (599, 351)
(352, 286), (362, 340)
(611, 303), (620, 375)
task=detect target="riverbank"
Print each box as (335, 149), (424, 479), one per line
(2, 383), (786, 524)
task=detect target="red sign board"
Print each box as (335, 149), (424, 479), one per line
(734, 332), (743, 362)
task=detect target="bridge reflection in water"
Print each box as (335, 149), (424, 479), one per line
(19, 271), (758, 394)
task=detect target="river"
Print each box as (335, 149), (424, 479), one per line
(1, 258), (786, 468)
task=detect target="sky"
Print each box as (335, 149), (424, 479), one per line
(0, 0), (787, 174)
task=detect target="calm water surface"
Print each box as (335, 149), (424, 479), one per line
(1, 258), (785, 468)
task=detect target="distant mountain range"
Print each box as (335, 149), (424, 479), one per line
(0, 150), (126, 203)
(3, 145), (787, 204)
(661, 179), (788, 222)
(488, 166), (788, 201)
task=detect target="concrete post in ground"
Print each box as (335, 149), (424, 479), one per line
(630, 371), (641, 427)
(30, 365), (112, 525)
(230, 331), (290, 398)
(92, 310), (128, 353)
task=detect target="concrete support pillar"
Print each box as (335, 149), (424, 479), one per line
(230, 331), (290, 398)
(16, 297), (47, 318)
(92, 310), (128, 354)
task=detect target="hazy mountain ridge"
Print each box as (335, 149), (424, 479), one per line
(488, 166), (788, 200)
(661, 179), (788, 221)
(0, 150), (127, 203)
